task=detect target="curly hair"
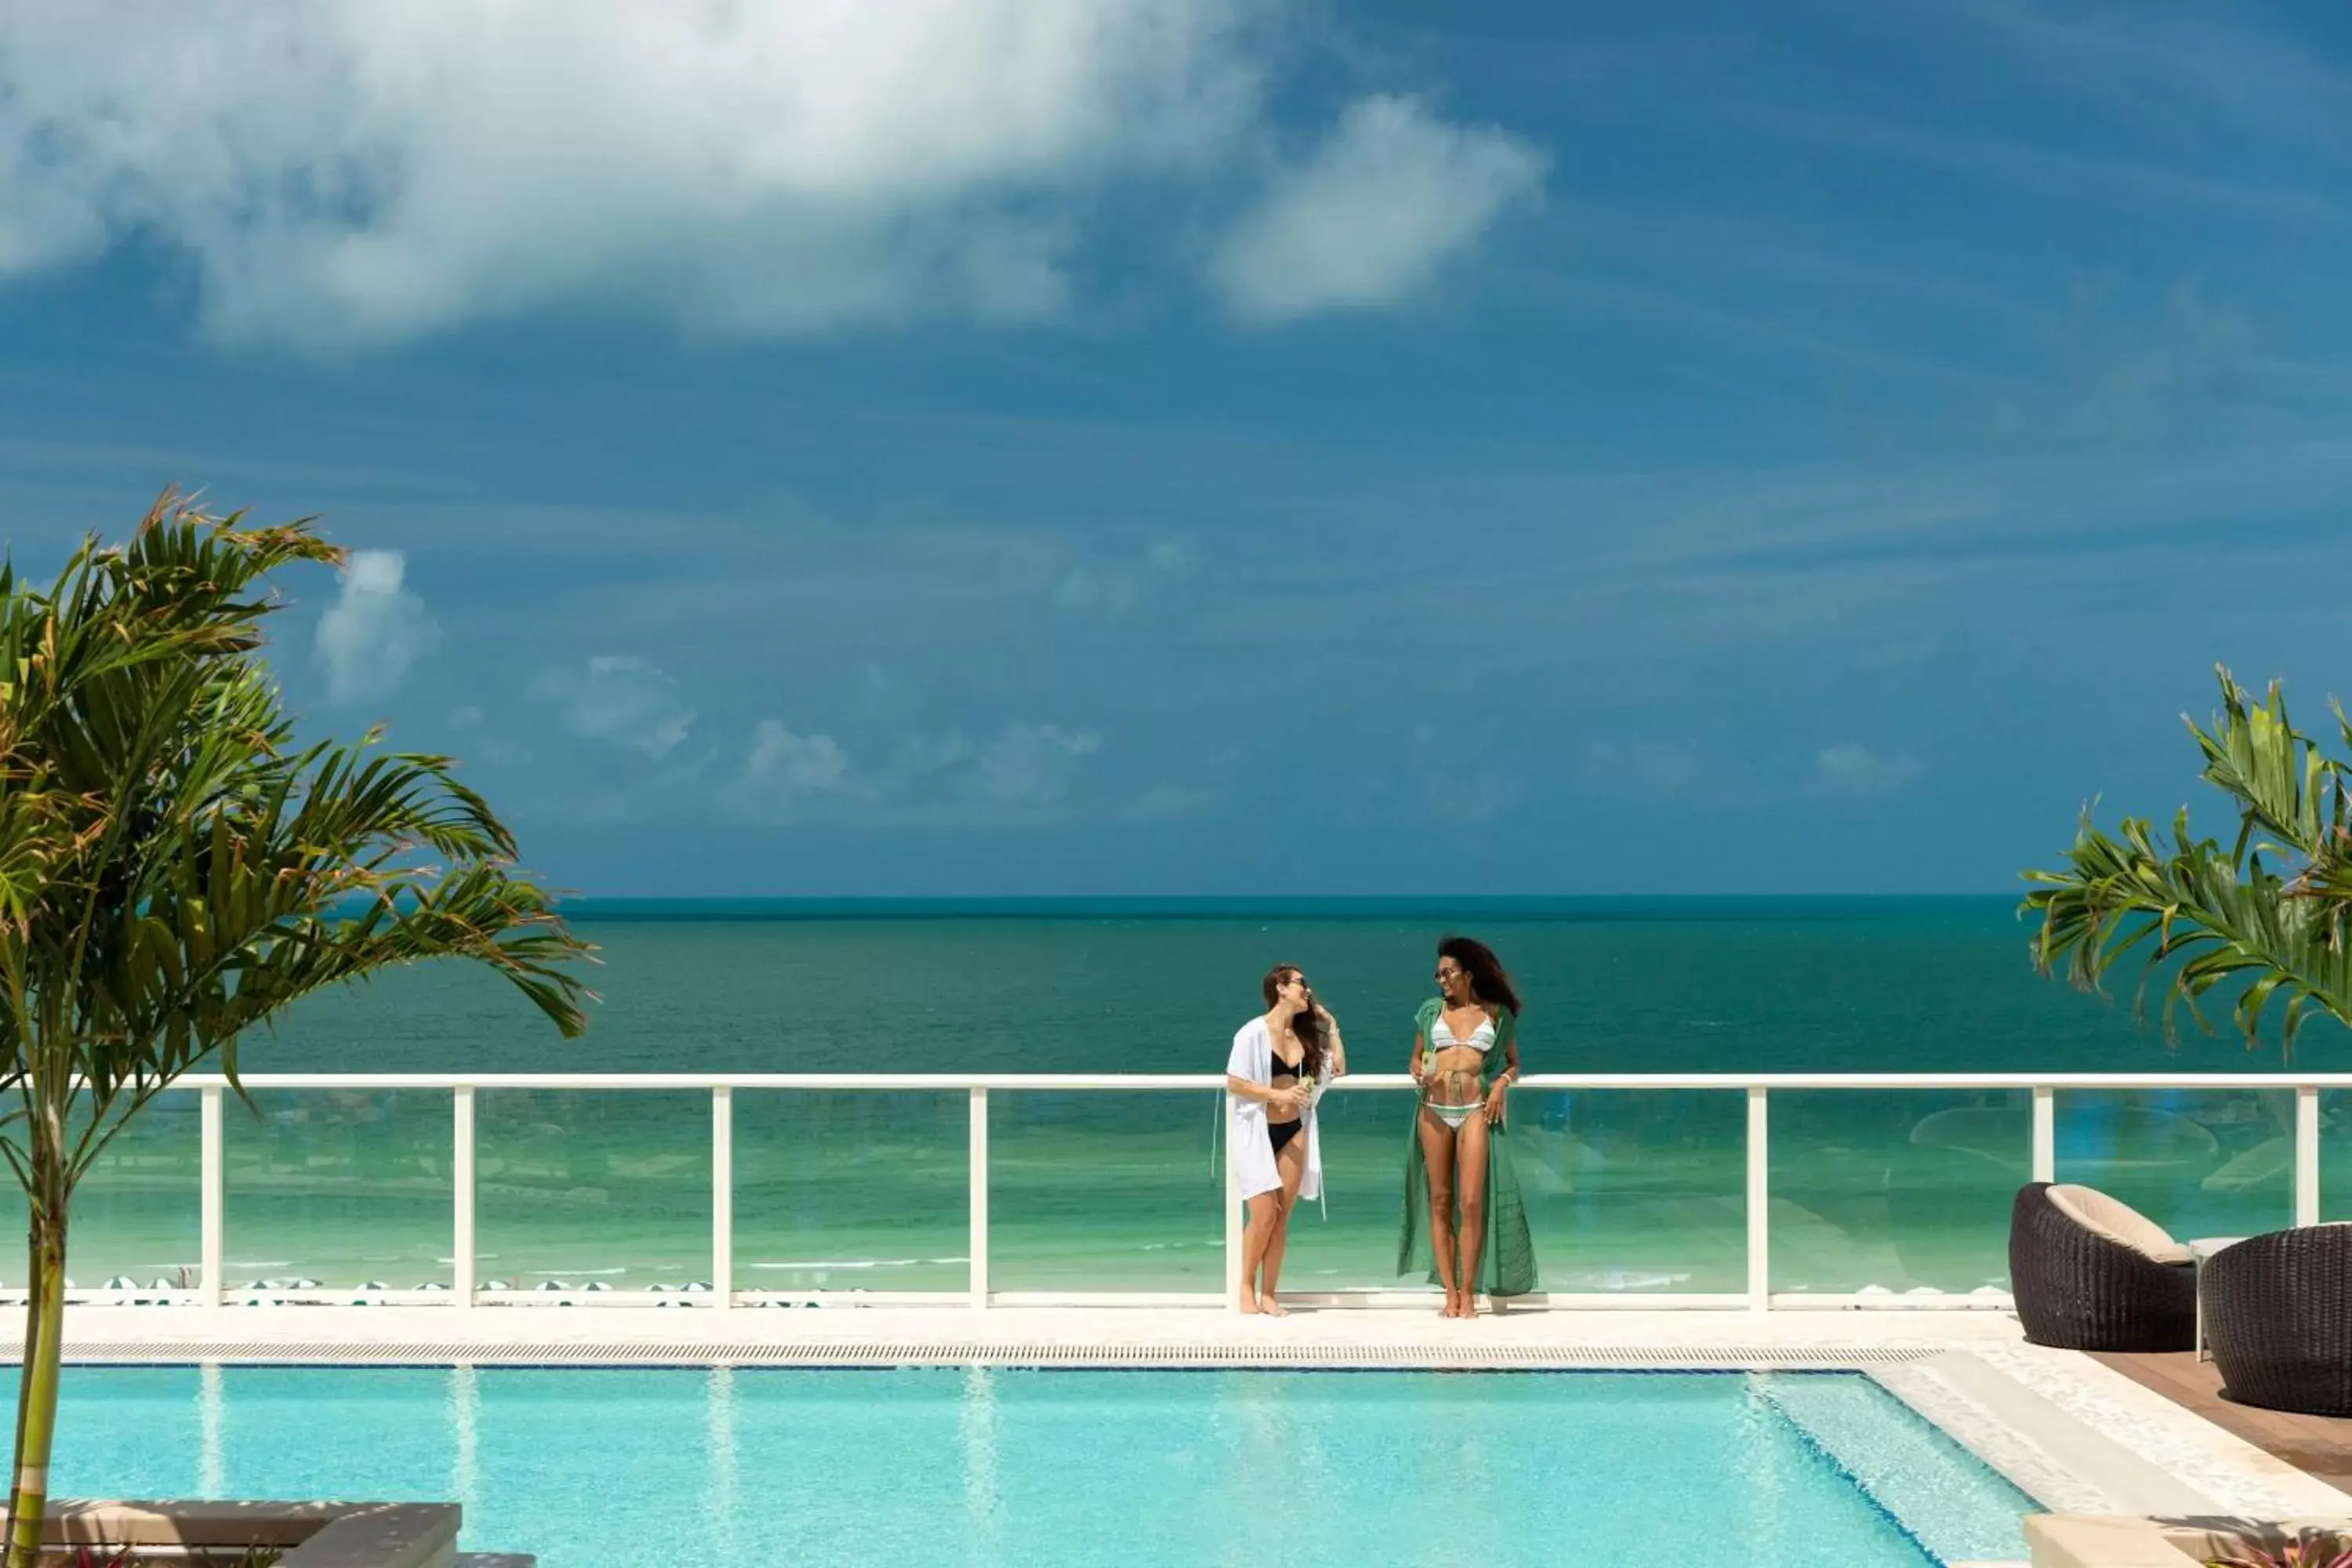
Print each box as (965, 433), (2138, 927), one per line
(1437, 935), (1522, 1017)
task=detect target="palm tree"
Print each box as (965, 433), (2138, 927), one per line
(0, 496), (591, 1568)
(2024, 664), (2352, 1054)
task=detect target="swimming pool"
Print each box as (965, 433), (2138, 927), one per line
(52, 1366), (2035, 1566)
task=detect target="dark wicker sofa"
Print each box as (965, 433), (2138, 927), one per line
(2009, 1181), (2197, 1352)
(2204, 1224), (2352, 1416)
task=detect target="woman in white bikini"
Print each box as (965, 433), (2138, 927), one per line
(1226, 964), (1346, 1316)
(1401, 935), (1537, 1317)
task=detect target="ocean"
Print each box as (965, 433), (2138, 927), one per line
(54, 898), (2352, 1298)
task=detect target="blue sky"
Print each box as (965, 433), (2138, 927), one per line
(1, 0), (2347, 896)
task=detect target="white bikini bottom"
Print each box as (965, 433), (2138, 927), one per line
(1425, 1068), (1483, 1131)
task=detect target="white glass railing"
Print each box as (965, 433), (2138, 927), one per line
(31, 1072), (2351, 1310)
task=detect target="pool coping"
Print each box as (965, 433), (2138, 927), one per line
(1872, 1344), (2352, 1519)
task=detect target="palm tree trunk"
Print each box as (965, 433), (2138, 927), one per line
(2, 1228), (34, 1564)
(4, 1189), (66, 1568)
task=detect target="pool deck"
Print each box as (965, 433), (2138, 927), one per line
(2096, 1350), (2352, 1494)
(10, 1298), (2034, 1363)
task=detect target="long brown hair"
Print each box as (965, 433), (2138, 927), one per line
(1261, 963), (1326, 1079)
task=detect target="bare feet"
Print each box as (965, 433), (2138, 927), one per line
(1259, 1295), (1289, 1318)
(1238, 1293), (1262, 1315)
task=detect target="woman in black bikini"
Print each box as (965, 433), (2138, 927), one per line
(1225, 964), (1347, 1315)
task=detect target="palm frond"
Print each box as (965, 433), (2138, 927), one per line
(0, 497), (593, 1188)
(2024, 665), (2352, 1057)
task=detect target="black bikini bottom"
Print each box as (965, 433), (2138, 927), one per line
(1269, 1117), (1303, 1155)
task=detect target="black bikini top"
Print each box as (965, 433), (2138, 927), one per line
(1270, 1050), (1307, 1081)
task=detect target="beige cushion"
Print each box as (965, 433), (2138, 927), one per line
(2048, 1184), (2193, 1265)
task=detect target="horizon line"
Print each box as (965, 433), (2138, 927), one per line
(546, 891), (2027, 913)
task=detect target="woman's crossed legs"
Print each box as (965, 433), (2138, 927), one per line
(1239, 1129), (1309, 1314)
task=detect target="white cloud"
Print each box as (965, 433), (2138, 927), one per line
(1051, 535), (1196, 615)
(314, 549), (437, 704)
(974, 722), (1102, 806)
(723, 716), (1105, 823)
(1210, 95), (1545, 324)
(724, 719), (854, 823)
(746, 720), (852, 794)
(1813, 743), (1924, 798)
(0, 0), (1276, 346)
(532, 655), (695, 757)
(0, 9), (1554, 346)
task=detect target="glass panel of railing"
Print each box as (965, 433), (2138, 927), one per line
(1769, 1090), (2029, 1298)
(733, 1091), (967, 1294)
(2054, 1087), (2292, 1243)
(2321, 1091), (2352, 1222)
(989, 1091), (1220, 1292)
(1276, 1084), (1415, 1293)
(223, 1090), (453, 1290)
(65, 1090), (202, 1290)
(476, 1091), (711, 1293)
(1517, 1087), (1746, 1296)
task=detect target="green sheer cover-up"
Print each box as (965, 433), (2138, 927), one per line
(1398, 997), (1538, 1296)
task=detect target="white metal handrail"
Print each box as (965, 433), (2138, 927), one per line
(140, 1072), (2352, 1089)
(78, 1073), (2340, 1313)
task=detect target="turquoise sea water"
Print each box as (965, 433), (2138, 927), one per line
(49, 1367), (2037, 1566)
(265, 895), (2345, 1076)
(53, 898), (2352, 1294)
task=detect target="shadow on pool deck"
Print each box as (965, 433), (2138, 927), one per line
(2096, 1351), (2352, 1494)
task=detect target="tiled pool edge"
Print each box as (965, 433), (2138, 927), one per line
(1869, 1346), (2352, 1520)
(1872, 1355), (2117, 1515)
(0, 1299), (2031, 1363)
(20, 1337), (1953, 1368)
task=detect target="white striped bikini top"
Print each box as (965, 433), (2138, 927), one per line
(1428, 1015), (1496, 1053)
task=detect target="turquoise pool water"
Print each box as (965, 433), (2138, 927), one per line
(50, 1367), (2034, 1566)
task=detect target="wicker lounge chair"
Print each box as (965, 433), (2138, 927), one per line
(2202, 1223), (2352, 1416)
(2008, 1181), (2197, 1352)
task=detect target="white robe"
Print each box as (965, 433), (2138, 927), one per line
(1225, 1016), (1329, 1203)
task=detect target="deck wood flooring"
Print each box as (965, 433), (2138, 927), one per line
(2095, 1350), (2352, 1494)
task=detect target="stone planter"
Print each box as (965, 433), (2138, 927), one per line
(39, 1499), (531, 1567)
(2028, 1513), (2352, 1567)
